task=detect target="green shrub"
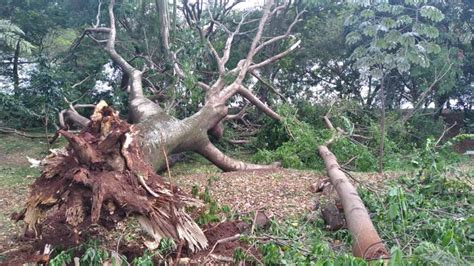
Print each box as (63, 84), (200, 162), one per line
(253, 104), (378, 171)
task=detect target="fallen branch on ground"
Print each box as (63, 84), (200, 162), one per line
(318, 114), (389, 259)
(0, 127), (54, 139)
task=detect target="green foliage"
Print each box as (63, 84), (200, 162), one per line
(253, 140), (472, 264)
(192, 176), (232, 225)
(260, 243), (282, 264)
(81, 241), (110, 265)
(357, 143), (472, 264)
(132, 250), (154, 266)
(49, 250), (72, 266)
(0, 93), (42, 127)
(0, 19), (34, 53)
(251, 218), (381, 265)
(232, 247), (248, 263)
(346, 1), (447, 79)
(253, 105), (331, 169)
(253, 104), (378, 171)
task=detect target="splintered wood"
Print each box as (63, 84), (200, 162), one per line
(14, 102), (208, 252)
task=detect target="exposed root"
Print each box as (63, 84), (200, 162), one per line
(14, 103), (208, 252)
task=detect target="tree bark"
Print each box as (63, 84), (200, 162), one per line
(13, 38), (21, 94)
(318, 145), (388, 259)
(378, 75), (385, 173)
(156, 0), (170, 55)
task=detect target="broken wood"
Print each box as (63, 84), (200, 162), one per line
(318, 114), (388, 259)
(318, 145), (388, 259)
(15, 103), (208, 252)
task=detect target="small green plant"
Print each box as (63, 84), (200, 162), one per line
(192, 185), (231, 225)
(233, 247), (248, 263)
(157, 238), (176, 256)
(81, 246), (109, 265)
(131, 239), (176, 265)
(132, 250), (154, 266)
(260, 243), (282, 265)
(49, 250), (72, 266)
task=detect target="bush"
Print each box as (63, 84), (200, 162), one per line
(253, 104), (378, 171)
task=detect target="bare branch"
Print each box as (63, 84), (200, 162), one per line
(401, 58), (454, 124)
(205, 38), (224, 73)
(221, 14), (246, 67)
(93, 0), (102, 28)
(435, 121), (457, 147)
(250, 70), (286, 102)
(197, 141), (279, 171)
(225, 102), (248, 120)
(197, 81), (211, 91)
(227, 139), (249, 145)
(236, 0), (274, 81)
(168, 50), (210, 91)
(85, 27), (111, 33)
(207, 9), (231, 34)
(254, 9), (305, 54)
(237, 85), (281, 121)
(71, 75), (92, 89)
(249, 39), (301, 71)
(86, 33), (108, 45)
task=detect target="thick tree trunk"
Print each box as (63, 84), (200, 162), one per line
(318, 145), (388, 259)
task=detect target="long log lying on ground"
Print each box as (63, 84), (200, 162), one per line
(317, 145), (388, 259)
(318, 113), (388, 259)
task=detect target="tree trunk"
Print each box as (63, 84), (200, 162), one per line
(318, 145), (388, 259)
(13, 38), (21, 94)
(156, 0), (170, 55)
(378, 75), (385, 173)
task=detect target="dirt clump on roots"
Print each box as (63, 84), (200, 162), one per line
(7, 102), (209, 264)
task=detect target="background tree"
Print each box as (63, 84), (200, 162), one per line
(345, 0), (456, 171)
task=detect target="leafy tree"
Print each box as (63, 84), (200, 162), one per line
(345, 0), (450, 171)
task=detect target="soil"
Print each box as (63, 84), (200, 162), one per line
(1, 219), (258, 265)
(185, 221), (260, 263)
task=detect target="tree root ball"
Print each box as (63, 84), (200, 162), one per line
(13, 102), (208, 252)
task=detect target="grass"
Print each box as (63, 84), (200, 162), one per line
(0, 134), (66, 186)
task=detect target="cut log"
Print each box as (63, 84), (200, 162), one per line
(318, 145), (388, 259)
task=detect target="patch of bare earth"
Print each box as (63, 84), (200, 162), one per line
(0, 185), (28, 253)
(171, 168), (325, 219)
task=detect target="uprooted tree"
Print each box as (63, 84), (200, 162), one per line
(16, 0), (303, 251)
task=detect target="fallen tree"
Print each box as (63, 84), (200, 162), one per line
(318, 115), (389, 259)
(14, 0), (302, 252)
(58, 0), (302, 173)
